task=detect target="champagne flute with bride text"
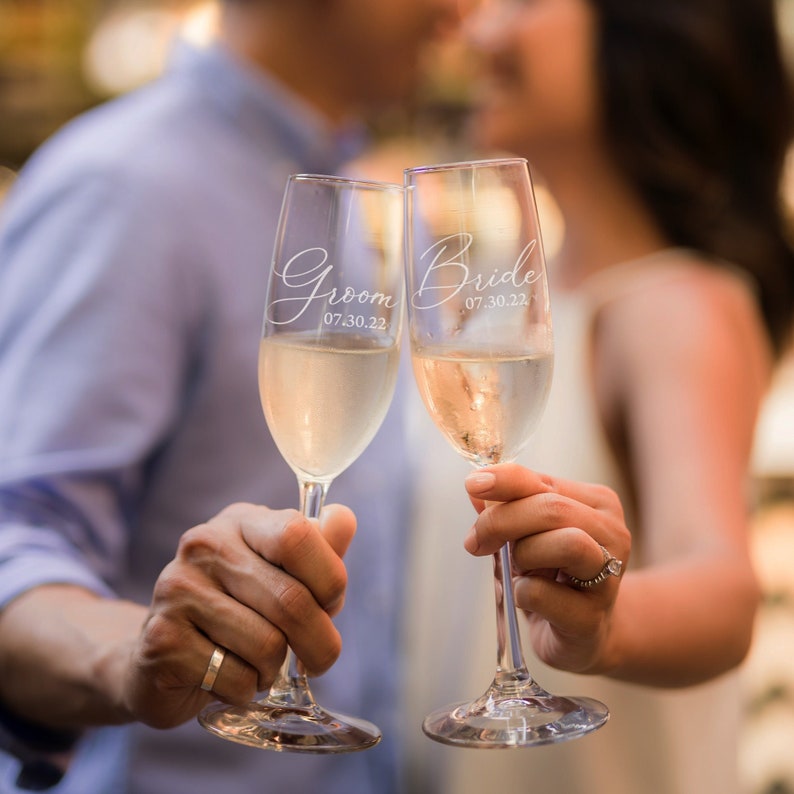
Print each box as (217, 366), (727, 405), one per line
(404, 158), (609, 747)
(199, 174), (404, 752)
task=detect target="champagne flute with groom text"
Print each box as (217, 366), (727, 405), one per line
(199, 174), (405, 752)
(404, 158), (609, 747)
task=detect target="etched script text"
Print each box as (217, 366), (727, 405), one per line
(266, 247), (399, 325)
(410, 233), (542, 310)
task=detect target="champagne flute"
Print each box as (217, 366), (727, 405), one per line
(404, 158), (609, 747)
(199, 174), (405, 752)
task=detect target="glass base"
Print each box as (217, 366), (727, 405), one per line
(198, 699), (382, 754)
(422, 680), (609, 748)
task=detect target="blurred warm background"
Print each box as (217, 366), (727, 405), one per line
(1, 1), (793, 791)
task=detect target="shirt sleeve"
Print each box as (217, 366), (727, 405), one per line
(0, 151), (205, 607)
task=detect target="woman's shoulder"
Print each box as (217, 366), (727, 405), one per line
(583, 248), (759, 310)
(591, 248), (773, 404)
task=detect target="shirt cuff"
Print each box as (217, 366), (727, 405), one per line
(0, 552), (115, 610)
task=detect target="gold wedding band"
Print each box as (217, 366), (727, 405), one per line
(568, 543), (623, 589)
(200, 646), (226, 692)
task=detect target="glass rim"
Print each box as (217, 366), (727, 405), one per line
(289, 173), (403, 192)
(403, 157), (528, 177)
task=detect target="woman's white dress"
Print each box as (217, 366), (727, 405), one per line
(401, 260), (744, 794)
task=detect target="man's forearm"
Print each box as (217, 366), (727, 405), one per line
(0, 585), (147, 730)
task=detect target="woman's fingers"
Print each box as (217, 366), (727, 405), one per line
(464, 485), (622, 555)
(512, 576), (610, 673)
(465, 463), (619, 511)
(507, 525), (618, 584)
(462, 464), (629, 586)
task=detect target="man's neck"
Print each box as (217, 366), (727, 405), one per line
(218, 2), (358, 126)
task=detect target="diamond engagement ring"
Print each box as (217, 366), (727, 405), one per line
(568, 543), (623, 589)
(200, 646), (226, 692)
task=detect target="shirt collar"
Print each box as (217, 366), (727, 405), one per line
(168, 39), (368, 174)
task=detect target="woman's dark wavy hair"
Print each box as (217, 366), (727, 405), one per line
(594, 0), (794, 353)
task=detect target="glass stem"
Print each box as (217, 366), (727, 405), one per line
(492, 541), (534, 690)
(265, 479), (329, 709)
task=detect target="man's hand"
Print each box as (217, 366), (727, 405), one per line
(0, 502), (356, 731)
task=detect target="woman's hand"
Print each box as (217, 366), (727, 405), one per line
(464, 463), (630, 676)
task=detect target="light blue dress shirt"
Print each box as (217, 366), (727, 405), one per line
(0, 41), (410, 794)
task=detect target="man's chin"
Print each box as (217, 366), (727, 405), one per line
(468, 108), (515, 153)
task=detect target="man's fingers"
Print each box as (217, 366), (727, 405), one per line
(318, 503), (357, 558)
(226, 506), (348, 613)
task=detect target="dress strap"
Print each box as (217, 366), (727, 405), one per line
(575, 248), (756, 313)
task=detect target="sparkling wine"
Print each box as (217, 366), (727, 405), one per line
(411, 346), (553, 465)
(259, 332), (399, 481)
